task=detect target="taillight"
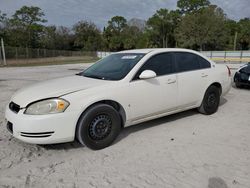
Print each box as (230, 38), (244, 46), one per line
(226, 66), (231, 77)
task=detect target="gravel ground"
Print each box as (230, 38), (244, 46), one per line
(0, 63), (250, 188)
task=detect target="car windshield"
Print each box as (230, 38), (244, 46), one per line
(81, 53), (145, 80)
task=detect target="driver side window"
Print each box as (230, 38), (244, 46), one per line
(133, 52), (174, 80)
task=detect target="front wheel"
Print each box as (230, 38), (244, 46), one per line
(198, 85), (220, 115)
(235, 82), (242, 88)
(76, 104), (122, 150)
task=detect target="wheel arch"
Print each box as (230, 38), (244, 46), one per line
(209, 82), (222, 95)
(77, 99), (127, 128)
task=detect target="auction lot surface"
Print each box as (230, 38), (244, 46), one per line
(0, 64), (250, 188)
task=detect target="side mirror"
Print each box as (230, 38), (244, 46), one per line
(139, 70), (157, 79)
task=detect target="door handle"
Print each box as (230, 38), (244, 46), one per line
(167, 79), (176, 84)
(201, 73), (208, 78)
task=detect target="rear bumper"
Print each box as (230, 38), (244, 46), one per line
(5, 106), (79, 144)
(221, 76), (232, 96)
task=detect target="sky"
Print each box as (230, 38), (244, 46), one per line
(0, 0), (250, 29)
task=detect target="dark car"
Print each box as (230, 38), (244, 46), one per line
(234, 62), (250, 88)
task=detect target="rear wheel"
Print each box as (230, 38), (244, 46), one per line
(198, 85), (220, 115)
(76, 104), (121, 150)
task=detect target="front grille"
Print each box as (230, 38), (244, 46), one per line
(7, 121), (13, 134)
(9, 102), (20, 113)
(20, 131), (54, 138)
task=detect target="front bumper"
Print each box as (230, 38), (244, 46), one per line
(235, 80), (250, 86)
(5, 106), (79, 144)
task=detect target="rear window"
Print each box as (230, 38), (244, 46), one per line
(175, 52), (200, 72)
(197, 56), (211, 69)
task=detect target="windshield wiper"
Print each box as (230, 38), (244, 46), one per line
(83, 74), (105, 80)
(75, 72), (83, 76)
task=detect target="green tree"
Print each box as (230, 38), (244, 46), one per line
(175, 5), (227, 50)
(103, 16), (127, 51)
(0, 10), (9, 42)
(9, 6), (47, 48)
(237, 18), (250, 50)
(123, 26), (142, 49)
(0, 11), (7, 32)
(73, 21), (102, 51)
(40, 25), (57, 49)
(177, 0), (210, 14)
(224, 19), (239, 50)
(146, 9), (180, 48)
(55, 26), (75, 50)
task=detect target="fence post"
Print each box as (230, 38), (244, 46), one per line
(0, 45), (2, 65)
(53, 50), (55, 62)
(240, 51), (243, 63)
(210, 51), (213, 59)
(25, 47), (29, 64)
(15, 47), (18, 60)
(37, 49), (40, 58)
(224, 51), (227, 63)
(1, 38), (6, 65)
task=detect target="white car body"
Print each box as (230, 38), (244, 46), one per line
(5, 48), (232, 145)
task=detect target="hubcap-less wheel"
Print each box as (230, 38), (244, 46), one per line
(89, 114), (112, 140)
(76, 104), (122, 150)
(198, 85), (220, 115)
(207, 92), (216, 107)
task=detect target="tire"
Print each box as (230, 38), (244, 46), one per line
(198, 85), (220, 115)
(234, 76), (241, 88)
(76, 104), (121, 150)
(235, 82), (242, 88)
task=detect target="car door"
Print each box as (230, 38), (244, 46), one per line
(174, 52), (211, 108)
(128, 52), (178, 122)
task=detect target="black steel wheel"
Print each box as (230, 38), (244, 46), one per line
(198, 85), (220, 115)
(76, 104), (121, 150)
(88, 114), (112, 141)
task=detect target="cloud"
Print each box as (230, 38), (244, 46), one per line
(210, 0), (250, 20)
(0, 0), (249, 29)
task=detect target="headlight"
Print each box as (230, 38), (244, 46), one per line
(25, 98), (69, 115)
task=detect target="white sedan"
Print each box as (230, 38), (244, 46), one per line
(5, 48), (232, 150)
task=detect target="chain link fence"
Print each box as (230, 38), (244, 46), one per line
(202, 51), (250, 63)
(1, 46), (98, 66)
(2, 47), (250, 66)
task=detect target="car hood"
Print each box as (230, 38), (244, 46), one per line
(11, 75), (111, 107)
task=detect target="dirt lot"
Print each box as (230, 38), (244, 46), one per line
(0, 64), (250, 188)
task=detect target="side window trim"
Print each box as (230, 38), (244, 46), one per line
(131, 52), (176, 81)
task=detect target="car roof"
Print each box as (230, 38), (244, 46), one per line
(117, 48), (199, 54)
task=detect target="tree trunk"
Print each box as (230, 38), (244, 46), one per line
(165, 36), (168, 48)
(200, 43), (203, 51)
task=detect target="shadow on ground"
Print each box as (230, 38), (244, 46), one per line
(208, 177), (228, 188)
(115, 109), (198, 144)
(41, 141), (83, 150)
